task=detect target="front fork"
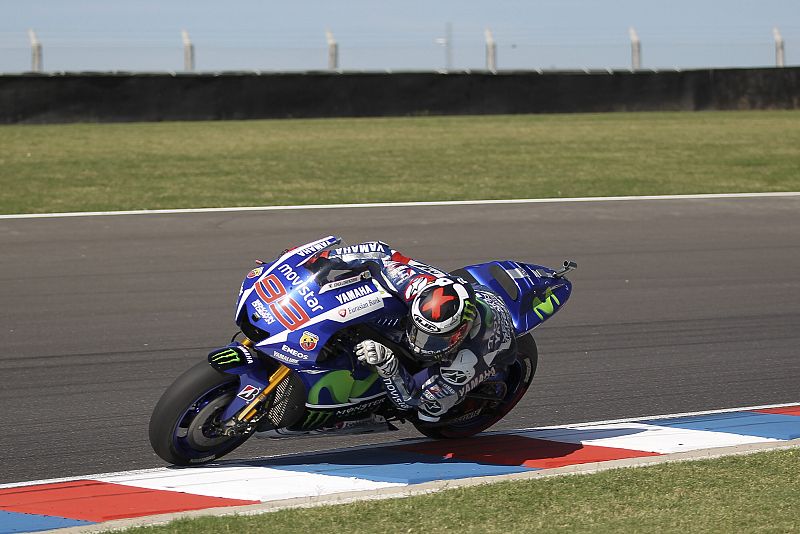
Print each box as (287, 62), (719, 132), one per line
(220, 338), (292, 436)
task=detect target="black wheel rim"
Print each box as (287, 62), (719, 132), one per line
(172, 382), (245, 461)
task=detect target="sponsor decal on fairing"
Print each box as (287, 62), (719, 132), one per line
(253, 274), (311, 331)
(255, 287), (388, 346)
(345, 295), (383, 317)
(208, 345), (253, 367)
(333, 397), (385, 418)
(277, 264), (324, 312)
(300, 331), (319, 351)
(237, 384), (261, 402)
(247, 267), (264, 279)
(251, 299), (276, 324)
(271, 351), (300, 365)
(532, 287), (562, 320)
(318, 271), (371, 294)
(209, 348), (241, 366)
(294, 237), (338, 257)
(234, 236), (339, 322)
(335, 284), (374, 304)
(333, 242), (389, 255)
(282, 344), (310, 360)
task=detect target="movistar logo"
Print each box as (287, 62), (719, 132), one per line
(532, 287), (561, 320)
(210, 348), (241, 365)
(307, 370), (379, 405)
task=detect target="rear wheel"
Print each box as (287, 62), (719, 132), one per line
(413, 334), (538, 439)
(148, 361), (251, 465)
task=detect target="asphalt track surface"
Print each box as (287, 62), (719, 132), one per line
(1, 196), (799, 484)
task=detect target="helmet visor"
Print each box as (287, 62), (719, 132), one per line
(407, 321), (471, 357)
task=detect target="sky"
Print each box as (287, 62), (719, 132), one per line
(1, 1), (798, 73)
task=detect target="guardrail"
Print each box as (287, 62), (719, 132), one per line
(0, 67), (797, 124)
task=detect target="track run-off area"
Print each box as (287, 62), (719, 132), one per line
(0, 193), (799, 529)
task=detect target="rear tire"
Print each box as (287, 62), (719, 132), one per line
(149, 361), (250, 466)
(413, 334), (538, 439)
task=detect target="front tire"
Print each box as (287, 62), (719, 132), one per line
(149, 361), (250, 465)
(413, 334), (538, 439)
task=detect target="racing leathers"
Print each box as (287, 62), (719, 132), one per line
(309, 241), (517, 422)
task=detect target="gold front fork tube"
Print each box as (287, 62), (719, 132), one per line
(236, 364), (292, 422)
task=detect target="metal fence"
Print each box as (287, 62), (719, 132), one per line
(3, 27), (792, 74)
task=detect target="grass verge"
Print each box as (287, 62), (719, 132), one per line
(121, 448), (800, 534)
(1, 111), (799, 215)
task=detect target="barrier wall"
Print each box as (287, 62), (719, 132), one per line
(0, 67), (798, 123)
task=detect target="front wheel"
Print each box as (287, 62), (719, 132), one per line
(149, 361), (250, 465)
(413, 334), (538, 439)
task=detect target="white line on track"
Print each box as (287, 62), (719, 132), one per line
(2, 400), (797, 490)
(1, 192), (799, 220)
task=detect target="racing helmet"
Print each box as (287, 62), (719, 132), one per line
(406, 278), (478, 359)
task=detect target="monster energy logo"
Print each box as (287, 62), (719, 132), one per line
(532, 287), (561, 320)
(210, 348), (241, 366)
(300, 410), (333, 429)
(307, 370), (379, 405)
(462, 300), (477, 322)
(475, 292), (495, 327)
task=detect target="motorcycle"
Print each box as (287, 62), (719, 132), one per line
(149, 236), (575, 465)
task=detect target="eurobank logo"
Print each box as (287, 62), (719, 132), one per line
(332, 293), (384, 322)
(532, 287), (561, 320)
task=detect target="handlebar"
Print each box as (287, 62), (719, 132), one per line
(553, 260), (577, 278)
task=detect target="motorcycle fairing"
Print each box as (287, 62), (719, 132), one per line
(292, 394), (387, 431)
(220, 365), (273, 420)
(235, 235), (340, 323)
(218, 355), (387, 420)
(454, 261), (573, 337)
(235, 236), (407, 364)
(247, 279), (405, 363)
(297, 356), (386, 409)
(268, 343), (387, 409)
(224, 235), (409, 415)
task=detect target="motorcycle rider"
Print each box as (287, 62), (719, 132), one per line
(309, 241), (517, 423)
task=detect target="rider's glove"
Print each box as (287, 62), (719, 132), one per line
(355, 340), (398, 378)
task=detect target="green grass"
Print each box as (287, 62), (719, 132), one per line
(121, 448), (800, 534)
(1, 111), (799, 215)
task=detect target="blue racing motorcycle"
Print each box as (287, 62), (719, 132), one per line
(149, 236), (575, 465)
